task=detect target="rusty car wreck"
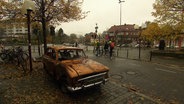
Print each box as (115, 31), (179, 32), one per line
(42, 45), (109, 92)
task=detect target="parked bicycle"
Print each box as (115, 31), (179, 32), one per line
(93, 46), (104, 56)
(0, 46), (29, 74)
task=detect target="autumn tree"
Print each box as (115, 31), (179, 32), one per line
(0, 0), (87, 52)
(0, 0), (86, 24)
(78, 35), (84, 43)
(69, 33), (77, 43)
(152, 0), (184, 42)
(61, 33), (69, 43)
(152, 0), (184, 24)
(58, 28), (64, 36)
(142, 22), (162, 41)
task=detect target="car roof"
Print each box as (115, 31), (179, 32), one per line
(47, 45), (82, 51)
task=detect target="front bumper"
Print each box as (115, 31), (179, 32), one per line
(67, 78), (108, 91)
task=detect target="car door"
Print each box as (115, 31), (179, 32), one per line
(48, 49), (58, 77)
(43, 48), (53, 70)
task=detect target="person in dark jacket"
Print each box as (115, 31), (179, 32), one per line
(104, 41), (109, 55)
(109, 41), (115, 59)
(159, 39), (165, 50)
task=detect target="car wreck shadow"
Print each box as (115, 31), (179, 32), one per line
(66, 86), (105, 103)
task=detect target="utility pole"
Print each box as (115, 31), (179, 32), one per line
(95, 23), (99, 42)
(119, 0), (125, 25)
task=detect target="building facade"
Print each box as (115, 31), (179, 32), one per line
(107, 24), (139, 45)
(0, 19), (29, 41)
(0, 0), (29, 41)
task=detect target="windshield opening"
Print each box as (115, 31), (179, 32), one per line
(58, 49), (86, 60)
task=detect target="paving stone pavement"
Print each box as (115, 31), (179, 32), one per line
(99, 79), (161, 104)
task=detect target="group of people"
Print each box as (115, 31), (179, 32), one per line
(104, 40), (115, 59)
(94, 40), (115, 59)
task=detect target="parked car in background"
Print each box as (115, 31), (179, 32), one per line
(117, 44), (131, 47)
(166, 45), (179, 49)
(174, 45), (179, 48)
(134, 44), (139, 48)
(154, 44), (159, 48)
(134, 44), (144, 48)
(42, 45), (109, 92)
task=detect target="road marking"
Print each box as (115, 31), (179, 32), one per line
(154, 63), (184, 72)
(128, 63), (141, 67)
(155, 68), (177, 74)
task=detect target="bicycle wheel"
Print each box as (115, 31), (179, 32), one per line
(22, 52), (29, 61)
(0, 52), (6, 61)
(18, 53), (29, 74)
(0, 52), (10, 63)
(93, 47), (96, 55)
(99, 49), (104, 56)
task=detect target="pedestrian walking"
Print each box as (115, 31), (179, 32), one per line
(159, 39), (165, 50)
(96, 40), (100, 56)
(104, 41), (109, 55)
(109, 40), (115, 59)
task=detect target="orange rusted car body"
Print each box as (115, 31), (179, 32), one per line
(42, 45), (109, 91)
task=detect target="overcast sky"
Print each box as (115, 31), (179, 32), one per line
(57, 0), (155, 35)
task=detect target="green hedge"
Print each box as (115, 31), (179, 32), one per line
(151, 50), (184, 58)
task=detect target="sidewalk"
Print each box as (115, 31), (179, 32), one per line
(150, 56), (184, 68)
(84, 49), (184, 68)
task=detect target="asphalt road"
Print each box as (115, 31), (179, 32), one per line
(88, 52), (184, 103)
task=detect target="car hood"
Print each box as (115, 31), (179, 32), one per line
(61, 59), (109, 78)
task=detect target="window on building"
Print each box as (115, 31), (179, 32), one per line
(126, 32), (128, 35)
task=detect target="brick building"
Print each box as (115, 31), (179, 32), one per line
(107, 24), (139, 45)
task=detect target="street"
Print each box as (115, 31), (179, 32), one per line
(89, 51), (184, 103)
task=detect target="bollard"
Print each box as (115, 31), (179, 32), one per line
(150, 51), (152, 61)
(127, 49), (129, 58)
(117, 48), (119, 57)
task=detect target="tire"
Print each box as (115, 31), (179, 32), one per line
(0, 53), (7, 61)
(60, 83), (69, 94)
(59, 76), (69, 94)
(43, 63), (49, 75)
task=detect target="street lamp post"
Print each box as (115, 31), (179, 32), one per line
(22, 0), (35, 73)
(119, 0), (125, 25)
(138, 27), (142, 59)
(118, 0), (125, 45)
(95, 23), (99, 42)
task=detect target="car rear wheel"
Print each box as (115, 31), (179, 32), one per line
(58, 75), (69, 93)
(43, 63), (52, 81)
(59, 82), (69, 94)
